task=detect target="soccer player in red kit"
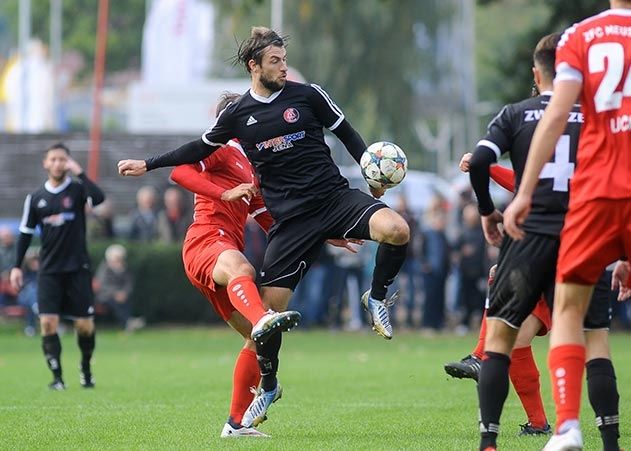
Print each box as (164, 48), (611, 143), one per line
(170, 93), (301, 438)
(504, 2), (631, 449)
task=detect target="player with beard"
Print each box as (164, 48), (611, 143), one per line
(117, 27), (410, 427)
(10, 143), (105, 390)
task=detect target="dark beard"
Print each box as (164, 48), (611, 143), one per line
(260, 75), (285, 93)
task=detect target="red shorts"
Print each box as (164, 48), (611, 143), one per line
(557, 199), (631, 285)
(182, 226), (241, 321)
(532, 297), (551, 336)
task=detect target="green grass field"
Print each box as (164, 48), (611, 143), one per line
(1, 325), (629, 450)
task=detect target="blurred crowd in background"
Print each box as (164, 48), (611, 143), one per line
(2, 181), (629, 337)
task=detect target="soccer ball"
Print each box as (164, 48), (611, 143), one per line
(360, 141), (408, 190)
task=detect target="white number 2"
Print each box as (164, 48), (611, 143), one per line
(588, 42), (631, 112)
(539, 135), (574, 192)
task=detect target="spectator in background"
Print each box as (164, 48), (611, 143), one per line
(94, 244), (142, 332)
(17, 248), (39, 336)
(453, 203), (487, 335)
(0, 227), (17, 305)
(157, 186), (191, 243)
(86, 198), (116, 241)
(421, 206), (450, 333)
(128, 185), (159, 242)
(392, 194), (420, 327)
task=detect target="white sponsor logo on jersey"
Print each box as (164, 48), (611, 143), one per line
(246, 116), (258, 126)
(37, 199), (47, 208)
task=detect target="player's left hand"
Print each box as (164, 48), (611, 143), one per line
(612, 260), (631, 301)
(481, 209), (504, 247)
(369, 185), (386, 199)
(459, 153), (473, 173)
(65, 157), (84, 176)
(503, 193), (532, 241)
(327, 238), (364, 253)
(118, 159), (147, 177)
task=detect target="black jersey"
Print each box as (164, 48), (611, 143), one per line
(202, 81), (350, 221)
(478, 92), (582, 236)
(18, 174), (105, 274)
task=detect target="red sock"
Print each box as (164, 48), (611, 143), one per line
(548, 344), (586, 433)
(472, 310), (487, 359)
(510, 346), (547, 428)
(227, 276), (268, 325)
(229, 348), (261, 425)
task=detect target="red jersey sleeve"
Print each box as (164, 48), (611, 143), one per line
(489, 165), (515, 193)
(248, 194), (273, 233)
(170, 157), (225, 200)
(556, 25), (584, 74)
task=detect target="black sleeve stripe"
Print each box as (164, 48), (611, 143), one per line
(310, 83), (344, 120)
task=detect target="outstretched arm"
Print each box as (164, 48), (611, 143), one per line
(119, 139), (220, 176)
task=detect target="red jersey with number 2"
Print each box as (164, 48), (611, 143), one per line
(556, 9), (631, 203)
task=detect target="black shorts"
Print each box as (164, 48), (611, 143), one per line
(584, 270), (613, 330)
(487, 233), (559, 329)
(260, 189), (386, 290)
(38, 268), (95, 318)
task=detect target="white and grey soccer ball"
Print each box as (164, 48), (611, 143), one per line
(360, 141), (408, 189)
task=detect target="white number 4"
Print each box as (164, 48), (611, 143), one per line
(539, 134), (574, 192)
(589, 42), (631, 113)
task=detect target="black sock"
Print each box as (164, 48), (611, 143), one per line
(370, 243), (408, 301)
(77, 333), (95, 373)
(255, 332), (282, 392)
(42, 334), (63, 380)
(586, 358), (619, 451)
(478, 351), (511, 450)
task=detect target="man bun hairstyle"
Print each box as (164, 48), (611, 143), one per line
(236, 26), (286, 73)
(533, 32), (562, 82)
(215, 92), (241, 117)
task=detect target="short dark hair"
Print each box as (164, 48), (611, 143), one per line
(236, 26), (286, 73)
(533, 32), (562, 81)
(45, 142), (70, 156)
(215, 92), (241, 117)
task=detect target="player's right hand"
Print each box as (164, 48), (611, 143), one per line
(9, 267), (23, 292)
(481, 209), (504, 247)
(369, 185), (386, 199)
(612, 260), (631, 301)
(118, 159), (147, 177)
(503, 194), (532, 241)
(221, 183), (258, 202)
(459, 153), (473, 173)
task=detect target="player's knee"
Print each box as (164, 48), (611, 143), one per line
(229, 262), (256, 281)
(75, 319), (95, 336)
(40, 320), (56, 335)
(386, 217), (410, 245)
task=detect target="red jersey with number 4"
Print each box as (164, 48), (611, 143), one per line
(184, 139), (270, 250)
(556, 9), (631, 202)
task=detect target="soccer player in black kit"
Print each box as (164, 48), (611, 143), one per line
(118, 26), (410, 427)
(469, 34), (620, 451)
(10, 143), (105, 390)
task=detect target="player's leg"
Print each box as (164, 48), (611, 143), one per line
(511, 313), (550, 435)
(478, 319), (518, 451)
(444, 266), (496, 381)
(220, 310), (270, 438)
(545, 199), (622, 450)
(37, 273), (65, 389)
(213, 249), (300, 344)
(245, 219), (324, 427)
(68, 267), (97, 388)
(583, 271), (620, 451)
(363, 207), (409, 338)
(479, 233), (557, 451)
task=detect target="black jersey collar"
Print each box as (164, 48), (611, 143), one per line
(45, 176), (71, 194)
(249, 87), (284, 104)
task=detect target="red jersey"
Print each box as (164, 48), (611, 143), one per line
(171, 139), (272, 250)
(556, 9), (631, 202)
